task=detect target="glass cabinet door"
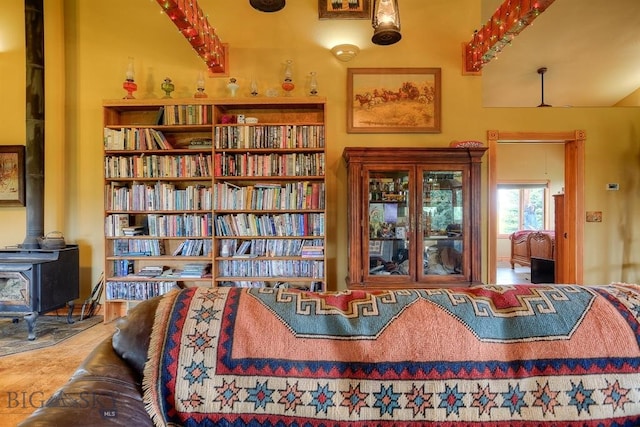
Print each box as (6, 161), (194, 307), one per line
(420, 170), (464, 279)
(365, 169), (411, 281)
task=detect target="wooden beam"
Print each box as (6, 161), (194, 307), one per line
(463, 0), (556, 73)
(156, 0), (227, 75)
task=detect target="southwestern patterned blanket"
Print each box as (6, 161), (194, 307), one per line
(143, 284), (640, 426)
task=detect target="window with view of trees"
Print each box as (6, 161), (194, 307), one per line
(498, 183), (548, 235)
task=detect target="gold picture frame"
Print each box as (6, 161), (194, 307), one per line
(318, 0), (371, 19)
(0, 145), (25, 207)
(347, 67), (442, 134)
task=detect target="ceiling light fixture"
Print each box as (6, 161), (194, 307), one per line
(331, 44), (360, 62)
(249, 0), (285, 13)
(371, 0), (401, 46)
(537, 67), (552, 107)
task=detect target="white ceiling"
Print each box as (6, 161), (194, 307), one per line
(481, 0), (640, 107)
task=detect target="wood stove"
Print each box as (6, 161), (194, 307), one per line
(0, 2), (79, 341)
(0, 245), (79, 339)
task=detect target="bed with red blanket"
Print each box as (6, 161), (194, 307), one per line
(144, 283), (640, 426)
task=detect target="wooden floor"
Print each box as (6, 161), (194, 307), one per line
(0, 320), (115, 425)
(496, 261), (531, 284)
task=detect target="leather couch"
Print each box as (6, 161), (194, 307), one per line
(17, 297), (161, 426)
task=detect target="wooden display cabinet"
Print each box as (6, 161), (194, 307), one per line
(343, 147), (487, 289)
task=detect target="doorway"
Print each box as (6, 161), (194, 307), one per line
(487, 130), (585, 284)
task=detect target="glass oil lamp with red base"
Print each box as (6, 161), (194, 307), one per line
(194, 72), (208, 98)
(281, 60), (294, 96)
(123, 58), (137, 99)
(123, 79), (137, 99)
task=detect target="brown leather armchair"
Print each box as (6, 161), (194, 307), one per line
(17, 297), (160, 426)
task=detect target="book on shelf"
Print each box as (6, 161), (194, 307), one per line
(122, 225), (145, 236)
(105, 280), (178, 301)
(180, 262), (211, 278)
(300, 245), (324, 258)
(113, 259), (135, 276)
(105, 213), (130, 237)
(159, 268), (183, 279)
(155, 106), (165, 126)
(188, 138), (213, 149)
(235, 240), (251, 256)
(134, 265), (168, 277)
(149, 129), (174, 150)
(172, 241), (185, 256)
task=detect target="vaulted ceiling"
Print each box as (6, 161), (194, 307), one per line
(481, 0), (640, 107)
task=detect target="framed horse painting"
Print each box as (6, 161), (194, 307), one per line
(347, 68), (441, 133)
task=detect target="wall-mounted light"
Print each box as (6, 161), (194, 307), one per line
(372, 0), (401, 45)
(331, 44), (360, 62)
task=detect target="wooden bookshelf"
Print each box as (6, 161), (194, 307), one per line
(102, 97), (327, 321)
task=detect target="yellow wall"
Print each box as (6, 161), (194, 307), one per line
(1, 0), (639, 296)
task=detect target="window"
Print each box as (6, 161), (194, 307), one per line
(498, 182), (548, 235)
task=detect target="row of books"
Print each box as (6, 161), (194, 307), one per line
(113, 259), (135, 276)
(218, 238), (324, 258)
(217, 259), (324, 278)
(162, 104), (212, 126)
(147, 213), (213, 237)
(214, 213), (325, 237)
(218, 280), (323, 291)
(106, 213), (214, 237)
(105, 214), (133, 237)
(173, 239), (213, 256)
(214, 125), (325, 149)
(104, 153), (212, 179)
(104, 127), (173, 151)
(110, 238), (213, 257)
(300, 245), (324, 258)
(156, 264), (211, 279)
(136, 265), (167, 277)
(106, 182), (213, 211)
(113, 238), (165, 256)
(213, 181), (324, 211)
(213, 152), (325, 177)
(105, 281), (178, 301)
(180, 262), (211, 278)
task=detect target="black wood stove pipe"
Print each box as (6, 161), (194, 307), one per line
(22, 0), (45, 249)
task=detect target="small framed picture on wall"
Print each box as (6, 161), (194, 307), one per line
(0, 145), (25, 207)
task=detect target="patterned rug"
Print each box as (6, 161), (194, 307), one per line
(0, 314), (103, 357)
(144, 284), (640, 426)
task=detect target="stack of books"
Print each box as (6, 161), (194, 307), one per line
(181, 263), (211, 278)
(300, 245), (324, 258)
(188, 138), (213, 149)
(122, 225), (145, 236)
(136, 265), (166, 277)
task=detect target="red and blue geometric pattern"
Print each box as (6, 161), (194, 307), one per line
(144, 283), (640, 426)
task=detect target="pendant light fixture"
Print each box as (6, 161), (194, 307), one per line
(249, 0), (285, 13)
(537, 67), (552, 107)
(371, 0), (401, 45)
